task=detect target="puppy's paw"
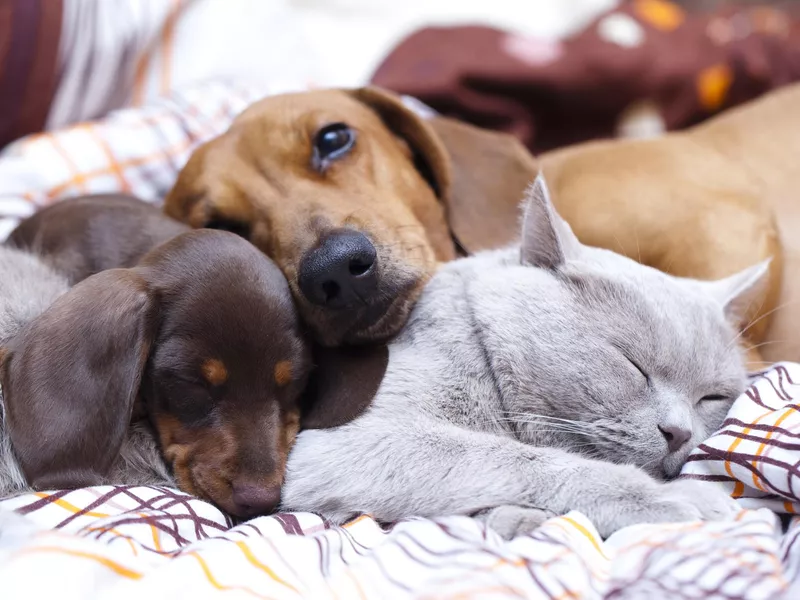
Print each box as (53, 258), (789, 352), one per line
(476, 505), (555, 540)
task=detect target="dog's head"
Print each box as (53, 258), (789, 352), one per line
(165, 87), (536, 345)
(1, 230), (310, 517)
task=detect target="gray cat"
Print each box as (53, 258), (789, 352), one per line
(281, 175), (767, 538)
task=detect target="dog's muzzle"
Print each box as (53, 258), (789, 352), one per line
(298, 229), (379, 310)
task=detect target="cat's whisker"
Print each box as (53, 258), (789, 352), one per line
(527, 430), (596, 436)
(610, 232), (627, 255)
(500, 413), (596, 426)
(501, 418), (595, 430)
(474, 415), (597, 437)
(743, 340), (788, 353)
(510, 423), (596, 435)
(661, 254), (676, 276)
(736, 301), (795, 340)
(727, 300), (800, 351)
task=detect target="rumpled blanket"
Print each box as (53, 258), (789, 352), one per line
(371, 0), (800, 153)
(0, 79), (309, 240)
(2, 362), (800, 599)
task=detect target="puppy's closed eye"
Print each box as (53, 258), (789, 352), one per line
(159, 377), (216, 424)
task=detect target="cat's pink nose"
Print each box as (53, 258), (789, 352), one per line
(659, 425), (692, 453)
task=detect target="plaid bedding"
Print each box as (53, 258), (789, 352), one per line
(2, 363), (800, 599)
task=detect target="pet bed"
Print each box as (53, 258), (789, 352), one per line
(1, 362), (799, 599)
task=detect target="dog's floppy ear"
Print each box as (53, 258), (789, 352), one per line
(427, 116), (539, 253)
(349, 86), (537, 254)
(2, 269), (157, 490)
(348, 86), (453, 199)
(301, 344), (389, 429)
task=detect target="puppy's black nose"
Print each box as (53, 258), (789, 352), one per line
(659, 425), (692, 453)
(298, 230), (378, 309)
(231, 481), (281, 518)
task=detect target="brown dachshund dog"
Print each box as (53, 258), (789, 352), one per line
(164, 85), (795, 367)
(1, 228), (311, 517)
(164, 87), (534, 346)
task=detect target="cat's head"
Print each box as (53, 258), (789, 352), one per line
(476, 175), (769, 479)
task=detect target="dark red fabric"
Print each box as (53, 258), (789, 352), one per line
(0, 0), (63, 149)
(371, 2), (800, 153)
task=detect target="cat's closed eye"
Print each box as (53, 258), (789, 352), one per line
(620, 352), (651, 385)
(699, 394), (729, 402)
(611, 343), (651, 384)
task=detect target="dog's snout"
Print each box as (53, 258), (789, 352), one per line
(298, 230), (378, 309)
(231, 480), (282, 517)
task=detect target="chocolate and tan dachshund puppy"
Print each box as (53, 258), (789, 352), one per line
(165, 87), (534, 346)
(0, 229), (310, 517)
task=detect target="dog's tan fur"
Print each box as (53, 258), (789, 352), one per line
(541, 83), (800, 365)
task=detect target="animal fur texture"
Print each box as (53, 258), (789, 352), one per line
(281, 175), (768, 538)
(0, 246), (172, 498)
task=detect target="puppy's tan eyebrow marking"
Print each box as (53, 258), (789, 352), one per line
(274, 360), (293, 387)
(202, 358), (229, 386)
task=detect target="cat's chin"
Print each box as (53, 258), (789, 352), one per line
(652, 456), (686, 481)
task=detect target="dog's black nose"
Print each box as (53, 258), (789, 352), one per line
(231, 481), (281, 517)
(298, 230), (378, 309)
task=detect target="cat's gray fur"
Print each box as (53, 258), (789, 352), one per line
(281, 175), (767, 538)
(0, 246), (172, 499)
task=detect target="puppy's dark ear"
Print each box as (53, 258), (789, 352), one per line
(3, 269), (157, 490)
(350, 86), (538, 254)
(426, 115), (539, 253)
(301, 344), (389, 429)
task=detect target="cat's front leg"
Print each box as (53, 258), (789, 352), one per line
(281, 413), (738, 537)
(475, 475), (741, 539)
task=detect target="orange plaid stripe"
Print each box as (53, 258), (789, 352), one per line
(14, 546), (143, 580)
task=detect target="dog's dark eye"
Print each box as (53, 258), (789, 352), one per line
(313, 123), (356, 168)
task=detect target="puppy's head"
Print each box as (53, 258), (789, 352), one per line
(165, 88), (455, 346)
(2, 230), (310, 517)
(138, 231), (310, 516)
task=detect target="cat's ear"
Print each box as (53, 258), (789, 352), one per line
(520, 174), (582, 268)
(709, 260), (771, 326)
